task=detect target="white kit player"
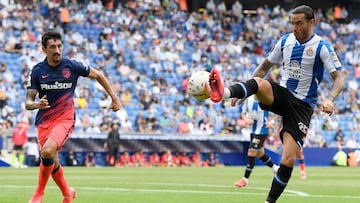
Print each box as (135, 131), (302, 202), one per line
(234, 95), (279, 188)
(208, 5), (344, 203)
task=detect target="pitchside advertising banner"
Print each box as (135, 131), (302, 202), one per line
(20, 132), (359, 167)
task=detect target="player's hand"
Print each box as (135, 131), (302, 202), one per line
(321, 98), (334, 116)
(110, 96), (121, 112)
(230, 97), (245, 106)
(38, 95), (51, 109)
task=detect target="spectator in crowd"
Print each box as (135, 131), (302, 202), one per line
(65, 149), (80, 167)
(334, 126), (346, 147)
(25, 137), (40, 167)
(85, 151), (96, 167)
(346, 135), (358, 149)
(75, 91), (88, 109)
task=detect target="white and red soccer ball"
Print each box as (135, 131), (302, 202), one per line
(187, 70), (211, 100)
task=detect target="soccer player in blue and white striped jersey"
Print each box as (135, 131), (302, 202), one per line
(234, 95), (279, 188)
(209, 5), (344, 203)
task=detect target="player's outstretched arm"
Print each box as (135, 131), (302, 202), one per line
(321, 70), (344, 115)
(252, 59), (273, 78)
(25, 90), (50, 110)
(88, 68), (121, 112)
(230, 59), (274, 106)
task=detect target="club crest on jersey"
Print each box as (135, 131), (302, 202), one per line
(62, 68), (71, 79)
(305, 47), (314, 57)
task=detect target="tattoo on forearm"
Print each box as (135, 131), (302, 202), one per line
(25, 90), (38, 110)
(253, 60), (272, 78)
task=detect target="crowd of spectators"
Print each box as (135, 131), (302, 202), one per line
(63, 148), (222, 168)
(0, 0), (359, 154)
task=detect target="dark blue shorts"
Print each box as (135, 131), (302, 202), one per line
(259, 81), (313, 147)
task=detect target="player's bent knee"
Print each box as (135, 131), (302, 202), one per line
(254, 77), (270, 90)
(281, 156), (297, 167)
(40, 147), (56, 158)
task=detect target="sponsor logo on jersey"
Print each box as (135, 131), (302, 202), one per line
(40, 81), (72, 90)
(286, 60), (302, 79)
(330, 52), (341, 67)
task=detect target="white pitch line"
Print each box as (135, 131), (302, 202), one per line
(1, 184), (360, 200)
(119, 182), (310, 196)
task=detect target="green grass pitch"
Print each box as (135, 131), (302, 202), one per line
(0, 166), (359, 203)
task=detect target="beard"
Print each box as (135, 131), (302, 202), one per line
(52, 54), (61, 64)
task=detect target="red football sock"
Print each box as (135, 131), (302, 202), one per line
(36, 162), (55, 193)
(52, 165), (70, 196)
(299, 159), (305, 171)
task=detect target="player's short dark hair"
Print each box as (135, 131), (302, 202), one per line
(41, 31), (62, 47)
(292, 5), (315, 21)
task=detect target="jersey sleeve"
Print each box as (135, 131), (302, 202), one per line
(70, 60), (91, 77)
(267, 38), (283, 64)
(320, 41), (342, 73)
(27, 68), (40, 90)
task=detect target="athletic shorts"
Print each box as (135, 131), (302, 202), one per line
(13, 145), (24, 151)
(259, 81), (313, 148)
(249, 134), (267, 150)
(37, 120), (75, 151)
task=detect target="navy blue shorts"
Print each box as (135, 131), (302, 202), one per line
(249, 134), (267, 150)
(259, 81), (313, 147)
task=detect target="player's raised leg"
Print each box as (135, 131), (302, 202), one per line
(209, 69), (274, 107)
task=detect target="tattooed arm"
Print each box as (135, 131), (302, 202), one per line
(25, 89), (50, 110)
(252, 59), (274, 78)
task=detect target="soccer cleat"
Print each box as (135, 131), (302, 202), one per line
(63, 188), (76, 203)
(234, 177), (248, 188)
(209, 68), (224, 103)
(28, 191), (44, 203)
(300, 171), (307, 180)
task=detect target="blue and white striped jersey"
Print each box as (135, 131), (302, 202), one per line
(242, 96), (269, 135)
(267, 33), (342, 108)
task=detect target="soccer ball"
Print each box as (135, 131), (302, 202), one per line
(188, 70), (211, 100)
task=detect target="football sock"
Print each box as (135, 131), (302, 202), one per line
(19, 154), (25, 166)
(36, 157), (55, 193)
(244, 156), (255, 179)
(228, 79), (258, 99)
(299, 158), (305, 172)
(11, 153), (17, 166)
(52, 165), (70, 196)
(266, 164), (293, 203)
(260, 154), (274, 167)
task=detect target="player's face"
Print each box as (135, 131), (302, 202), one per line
(43, 39), (62, 66)
(290, 13), (314, 43)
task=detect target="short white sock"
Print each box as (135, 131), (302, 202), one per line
(224, 87), (231, 99)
